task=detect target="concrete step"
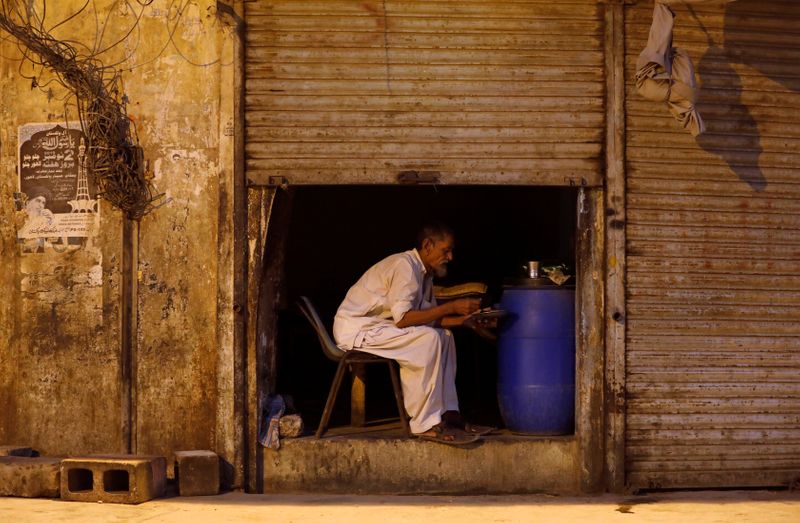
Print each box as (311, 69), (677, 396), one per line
(263, 427), (579, 495)
(0, 456), (61, 498)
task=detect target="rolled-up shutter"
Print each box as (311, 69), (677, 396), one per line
(244, 0), (604, 186)
(625, 1), (800, 489)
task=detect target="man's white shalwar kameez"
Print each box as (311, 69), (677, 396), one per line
(333, 249), (458, 434)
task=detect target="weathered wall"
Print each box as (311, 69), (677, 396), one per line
(128, 0), (228, 460)
(0, 0), (238, 477)
(0, 0), (125, 453)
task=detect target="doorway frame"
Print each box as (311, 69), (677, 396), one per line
(243, 182), (606, 493)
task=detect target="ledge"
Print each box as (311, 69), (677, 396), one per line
(263, 424), (580, 495)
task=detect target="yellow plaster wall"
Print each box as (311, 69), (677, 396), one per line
(0, 0), (237, 471)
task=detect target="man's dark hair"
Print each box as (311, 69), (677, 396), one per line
(416, 220), (454, 249)
(26, 186), (52, 202)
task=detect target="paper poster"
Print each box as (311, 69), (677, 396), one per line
(16, 122), (99, 252)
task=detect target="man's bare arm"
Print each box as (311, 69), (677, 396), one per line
(440, 315), (470, 328)
(395, 298), (480, 328)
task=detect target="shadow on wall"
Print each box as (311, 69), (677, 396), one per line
(694, 42), (765, 191)
(724, 0), (800, 92)
(693, 0), (800, 192)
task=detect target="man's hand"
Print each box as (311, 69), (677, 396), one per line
(467, 316), (499, 330)
(462, 309), (499, 341)
(448, 298), (481, 316)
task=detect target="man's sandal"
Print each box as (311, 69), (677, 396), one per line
(462, 422), (497, 436)
(443, 411), (497, 436)
(413, 422), (479, 446)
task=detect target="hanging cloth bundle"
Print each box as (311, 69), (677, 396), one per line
(635, 1), (706, 136)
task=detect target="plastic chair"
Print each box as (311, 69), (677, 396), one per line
(297, 296), (412, 439)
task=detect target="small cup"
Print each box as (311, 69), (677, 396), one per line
(526, 261), (540, 279)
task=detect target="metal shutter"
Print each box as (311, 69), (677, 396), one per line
(624, 0), (800, 489)
(244, 0), (604, 186)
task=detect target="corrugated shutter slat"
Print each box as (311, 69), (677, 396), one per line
(245, 0), (604, 186)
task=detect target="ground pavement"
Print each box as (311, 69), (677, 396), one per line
(1, 489), (798, 522)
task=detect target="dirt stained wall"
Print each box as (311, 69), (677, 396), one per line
(0, 0), (238, 477)
(0, 17), (125, 452)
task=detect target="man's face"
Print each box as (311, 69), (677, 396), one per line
(422, 234), (455, 278)
(26, 196), (46, 214)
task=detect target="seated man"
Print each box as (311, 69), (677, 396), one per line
(333, 221), (492, 445)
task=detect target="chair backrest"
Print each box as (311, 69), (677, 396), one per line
(297, 296), (346, 362)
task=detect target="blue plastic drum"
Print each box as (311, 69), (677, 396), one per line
(497, 283), (575, 435)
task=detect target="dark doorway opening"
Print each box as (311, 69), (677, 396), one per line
(273, 185), (578, 432)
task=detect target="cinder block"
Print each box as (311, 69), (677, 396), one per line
(174, 450), (220, 496)
(0, 446), (34, 457)
(0, 456), (61, 497)
(60, 455), (166, 504)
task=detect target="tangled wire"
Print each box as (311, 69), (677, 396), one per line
(0, 1), (161, 220)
